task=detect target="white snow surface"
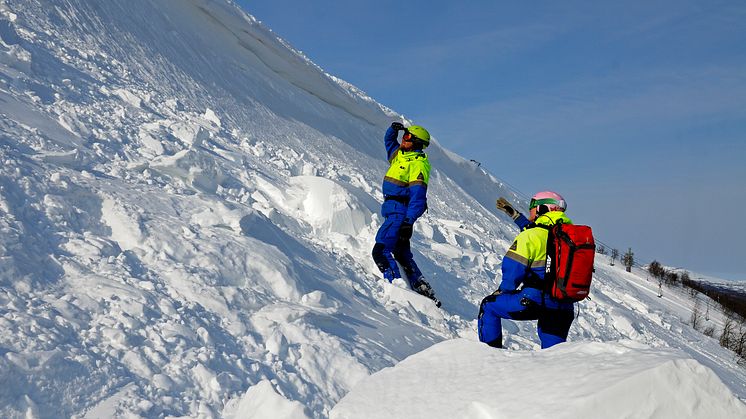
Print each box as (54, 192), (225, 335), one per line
(331, 339), (746, 419)
(0, 0), (744, 418)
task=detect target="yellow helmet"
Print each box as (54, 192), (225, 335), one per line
(406, 125), (430, 148)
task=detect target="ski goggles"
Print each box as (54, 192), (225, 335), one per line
(402, 131), (421, 142)
(529, 198), (562, 209)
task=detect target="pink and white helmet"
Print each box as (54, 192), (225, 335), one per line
(529, 191), (567, 212)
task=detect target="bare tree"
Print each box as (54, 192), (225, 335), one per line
(622, 248), (634, 272)
(716, 313), (746, 362)
(736, 326), (746, 363)
(681, 271), (691, 282)
(648, 260), (665, 279)
(610, 248), (619, 266)
(691, 298), (703, 331)
(726, 321), (746, 364)
(665, 271), (679, 286)
(703, 325), (715, 337)
(597, 244), (606, 255)
(721, 316), (736, 348)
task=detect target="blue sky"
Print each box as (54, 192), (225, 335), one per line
(239, 0), (746, 280)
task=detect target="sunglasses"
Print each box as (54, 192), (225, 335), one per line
(402, 132), (419, 142)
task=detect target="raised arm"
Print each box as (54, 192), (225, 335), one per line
(385, 122), (405, 160)
(496, 197), (530, 230)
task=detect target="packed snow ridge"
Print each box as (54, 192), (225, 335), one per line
(331, 339), (746, 419)
(0, 1), (744, 418)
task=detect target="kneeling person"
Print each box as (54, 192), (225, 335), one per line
(478, 191), (575, 349)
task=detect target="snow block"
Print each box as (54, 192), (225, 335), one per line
(330, 339), (746, 419)
(382, 281), (443, 320)
(288, 176), (372, 236)
(170, 121), (210, 147)
(222, 380), (311, 419)
(149, 149), (225, 193)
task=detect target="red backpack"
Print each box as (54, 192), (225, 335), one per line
(546, 223), (596, 302)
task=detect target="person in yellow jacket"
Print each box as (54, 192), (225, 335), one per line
(371, 122), (439, 306)
(479, 191), (575, 348)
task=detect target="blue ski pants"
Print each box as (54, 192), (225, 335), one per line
(478, 290), (575, 349)
(371, 208), (423, 284)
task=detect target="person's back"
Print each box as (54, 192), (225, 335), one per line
(478, 191), (576, 348)
(500, 210), (575, 311)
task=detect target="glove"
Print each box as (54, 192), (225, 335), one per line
(398, 222), (413, 240)
(391, 122), (405, 131)
(496, 197), (520, 221)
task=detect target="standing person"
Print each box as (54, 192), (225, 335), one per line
(478, 191), (575, 348)
(371, 122), (439, 306)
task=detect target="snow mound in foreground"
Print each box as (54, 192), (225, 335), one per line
(222, 379), (311, 419)
(330, 339), (746, 419)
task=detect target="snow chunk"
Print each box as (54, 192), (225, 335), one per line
(203, 108), (222, 127)
(152, 374), (174, 391)
(300, 290), (338, 311)
(222, 380), (311, 419)
(288, 176), (372, 236)
(0, 43), (31, 72)
(121, 350), (153, 379)
(331, 339), (746, 419)
(170, 121), (209, 147)
(137, 128), (164, 156)
(190, 202), (246, 232)
(100, 195), (143, 251)
(382, 281), (443, 320)
(57, 110), (91, 138)
(113, 88), (142, 108)
(149, 149), (224, 193)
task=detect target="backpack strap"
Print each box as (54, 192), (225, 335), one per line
(522, 222), (557, 296)
(544, 224), (557, 294)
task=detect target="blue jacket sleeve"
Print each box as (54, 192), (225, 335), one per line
(514, 213), (530, 230)
(499, 257), (527, 292)
(404, 184), (427, 224)
(384, 127), (401, 160)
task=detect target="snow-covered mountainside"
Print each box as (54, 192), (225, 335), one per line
(0, 1), (744, 418)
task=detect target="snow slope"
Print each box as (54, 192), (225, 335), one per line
(0, 0), (744, 418)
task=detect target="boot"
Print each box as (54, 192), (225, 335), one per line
(411, 278), (441, 308)
(382, 269), (396, 283)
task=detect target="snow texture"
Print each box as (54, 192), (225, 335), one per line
(331, 339), (746, 419)
(0, 0), (744, 418)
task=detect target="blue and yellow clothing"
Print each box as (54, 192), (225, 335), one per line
(478, 211), (576, 349)
(499, 211), (574, 310)
(372, 126), (431, 283)
(381, 127), (431, 224)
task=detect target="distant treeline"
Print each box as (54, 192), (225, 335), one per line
(681, 279), (746, 320)
(648, 260), (746, 363)
(648, 260), (746, 319)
